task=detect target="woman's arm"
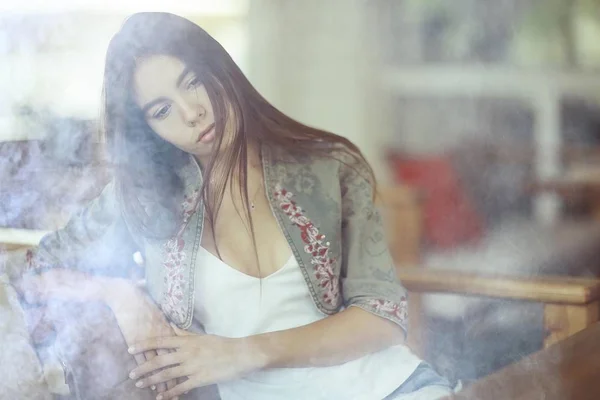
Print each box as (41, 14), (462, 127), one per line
(127, 307), (405, 399)
(251, 306), (405, 368)
(104, 280), (176, 347)
(337, 149), (410, 336)
(10, 268), (172, 345)
(2, 181), (138, 280)
(14, 269), (180, 396)
(250, 152), (409, 368)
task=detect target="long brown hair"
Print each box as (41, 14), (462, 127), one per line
(101, 12), (374, 258)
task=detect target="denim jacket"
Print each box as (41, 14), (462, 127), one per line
(5, 144), (409, 335)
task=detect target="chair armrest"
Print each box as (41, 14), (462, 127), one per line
(0, 228), (49, 250)
(376, 185), (423, 207)
(377, 186), (424, 265)
(397, 268), (600, 305)
(399, 268), (600, 348)
(527, 179), (600, 197)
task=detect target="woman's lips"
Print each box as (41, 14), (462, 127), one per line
(196, 123), (216, 143)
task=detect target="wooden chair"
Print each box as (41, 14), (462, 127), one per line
(447, 321), (600, 399)
(3, 187), (600, 396)
(376, 186), (600, 362)
(0, 228), (49, 252)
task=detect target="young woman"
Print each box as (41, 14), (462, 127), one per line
(4, 12), (452, 400)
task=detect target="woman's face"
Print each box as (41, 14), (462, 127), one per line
(133, 55), (220, 161)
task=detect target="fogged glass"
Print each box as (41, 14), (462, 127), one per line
(0, 10), (247, 231)
(377, 0), (600, 70)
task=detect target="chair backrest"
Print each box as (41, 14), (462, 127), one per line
(375, 185), (426, 357)
(375, 185), (423, 267)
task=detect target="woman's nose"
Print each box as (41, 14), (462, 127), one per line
(182, 102), (206, 127)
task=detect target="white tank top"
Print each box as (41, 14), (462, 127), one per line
(194, 246), (422, 400)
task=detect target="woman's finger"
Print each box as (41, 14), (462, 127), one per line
(132, 352), (159, 391)
(133, 352), (146, 366)
(130, 351), (185, 379)
(155, 378), (197, 400)
(166, 377), (176, 392)
(144, 350), (157, 364)
(144, 350), (166, 393)
(157, 349), (178, 393)
(129, 336), (184, 353)
(135, 365), (189, 388)
(173, 376), (189, 400)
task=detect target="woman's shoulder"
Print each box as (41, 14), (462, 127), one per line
(268, 139), (364, 167)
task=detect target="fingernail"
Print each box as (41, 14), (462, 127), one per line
(129, 371), (136, 379)
(128, 347), (135, 354)
(135, 381), (143, 388)
(156, 395), (163, 400)
(151, 385), (156, 391)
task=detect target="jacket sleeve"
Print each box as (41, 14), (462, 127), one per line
(338, 153), (409, 337)
(2, 181), (139, 280)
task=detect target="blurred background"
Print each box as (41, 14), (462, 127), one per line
(3, 0), (600, 388)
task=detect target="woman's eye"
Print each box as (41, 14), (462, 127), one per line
(187, 77), (201, 91)
(153, 104), (171, 120)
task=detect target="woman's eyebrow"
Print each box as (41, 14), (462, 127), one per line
(141, 67), (192, 114)
(175, 67), (191, 87)
(141, 97), (168, 114)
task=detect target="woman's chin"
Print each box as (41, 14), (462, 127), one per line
(189, 144), (216, 163)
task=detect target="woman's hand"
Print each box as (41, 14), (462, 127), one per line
(12, 269), (168, 352)
(127, 326), (269, 400)
(13, 269), (179, 396)
(104, 282), (181, 396)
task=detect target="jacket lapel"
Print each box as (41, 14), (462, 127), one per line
(263, 145), (342, 313)
(154, 155), (204, 329)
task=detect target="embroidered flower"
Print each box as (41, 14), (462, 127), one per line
(25, 249), (53, 271)
(181, 190), (200, 227)
(160, 188), (201, 324)
(367, 297), (408, 324)
(25, 249), (35, 269)
(274, 185), (339, 305)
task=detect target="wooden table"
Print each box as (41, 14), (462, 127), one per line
(446, 322), (600, 399)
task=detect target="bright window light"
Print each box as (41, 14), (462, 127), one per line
(0, 0), (248, 15)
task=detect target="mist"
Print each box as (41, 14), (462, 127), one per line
(2, 0), (600, 398)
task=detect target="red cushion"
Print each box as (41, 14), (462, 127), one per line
(388, 153), (485, 249)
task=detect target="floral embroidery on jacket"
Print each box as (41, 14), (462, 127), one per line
(24, 249), (53, 271)
(367, 297), (408, 324)
(160, 189), (201, 324)
(274, 185), (339, 305)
